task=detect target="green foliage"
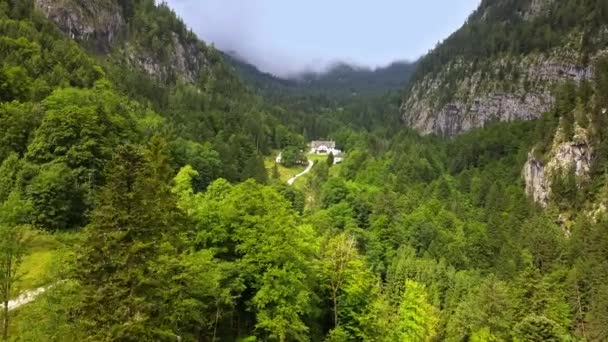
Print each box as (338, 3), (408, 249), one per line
(25, 162), (83, 230)
(74, 142), (188, 340)
(281, 146), (306, 168)
(173, 175), (318, 340)
(0, 191), (32, 340)
(26, 83), (139, 186)
(393, 280), (438, 341)
(5, 0), (608, 340)
(550, 166), (579, 209)
(327, 152), (335, 167)
(171, 139), (222, 192)
(412, 0), (608, 86)
(0, 101), (42, 161)
(514, 315), (567, 342)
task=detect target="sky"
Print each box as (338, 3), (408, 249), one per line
(162, 0), (480, 77)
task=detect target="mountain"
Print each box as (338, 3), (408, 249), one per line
(0, 0), (304, 216)
(6, 1), (608, 341)
(401, 0), (608, 136)
(225, 52), (417, 100)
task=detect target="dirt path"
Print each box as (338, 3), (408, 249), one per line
(288, 159), (314, 186)
(7, 287), (47, 311)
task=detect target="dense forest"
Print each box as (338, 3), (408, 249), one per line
(1, 0), (608, 341)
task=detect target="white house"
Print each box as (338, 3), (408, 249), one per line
(310, 140), (341, 155)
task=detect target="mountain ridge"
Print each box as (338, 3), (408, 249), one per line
(400, 0), (608, 136)
(224, 51), (417, 100)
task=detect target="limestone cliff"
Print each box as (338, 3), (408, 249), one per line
(402, 53), (591, 136)
(35, 0), (209, 83)
(35, 0), (125, 52)
(524, 125), (593, 207)
(401, 0), (607, 136)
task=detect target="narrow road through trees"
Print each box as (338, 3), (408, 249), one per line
(7, 286), (47, 311)
(288, 159), (314, 185)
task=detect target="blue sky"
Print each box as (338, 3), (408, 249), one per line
(163, 0), (480, 77)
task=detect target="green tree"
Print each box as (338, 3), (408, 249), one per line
(393, 280), (438, 342)
(0, 102), (42, 161)
(320, 234), (360, 328)
(170, 139), (222, 192)
(25, 162), (83, 230)
(26, 83), (136, 187)
(513, 315), (567, 342)
(74, 142), (183, 340)
(0, 192), (32, 340)
(272, 163), (280, 180)
(281, 146), (305, 168)
(327, 152), (335, 167)
(0, 154), (21, 203)
(241, 154), (268, 184)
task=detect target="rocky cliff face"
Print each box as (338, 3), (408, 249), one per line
(524, 153), (550, 206)
(400, 0), (606, 137)
(35, 0), (209, 83)
(119, 32), (210, 83)
(35, 0), (125, 52)
(524, 126), (593, 207)
(402, 52), (592, 136)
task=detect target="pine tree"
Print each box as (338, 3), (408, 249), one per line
(272, 162), (280, 180)
(327, 152), (335, 167)
(74, 141), (183, 340)
(514, 315), (566, 342)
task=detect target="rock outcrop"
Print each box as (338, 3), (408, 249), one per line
(524, 153), (550, 206)
(35, 0), (125, 52)
(35, 0), (209, 83)
(399, 0), (607, 137)
(402, 53), (592, 136)
(523, 126), (593, 207)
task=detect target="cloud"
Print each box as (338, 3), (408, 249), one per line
(163, 0), (480, 77)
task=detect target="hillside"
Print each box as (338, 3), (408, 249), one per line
(401, 0), (608, 136)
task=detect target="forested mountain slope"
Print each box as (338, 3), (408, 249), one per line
(226, 53), (416, 101)
(0, 0), (305, 230)
(223, 52), (411, 141)
(401, 0), (608, 136)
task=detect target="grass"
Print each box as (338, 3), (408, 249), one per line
(265, 152), (306, 183)
(266, 151), (345, 190)
(17, 231), (71, 293)
(292, 153), (343, 189)
(8, 231), (81, 340)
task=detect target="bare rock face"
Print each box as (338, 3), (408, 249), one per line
(35, 0), (209, 83)
(523, 127), (593, 207)
(524, 153), (550, 207)
(402, 53), (592, 137)
(34, 0), (125, 53)
(124, 32), (209, 83)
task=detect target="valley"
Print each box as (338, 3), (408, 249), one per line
(1, 0), (608, 341)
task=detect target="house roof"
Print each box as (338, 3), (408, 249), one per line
(310, 140), (336, 149)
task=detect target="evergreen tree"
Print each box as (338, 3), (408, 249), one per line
(327, 152), (335, 167)
(74, 142), (183, 340)
(272, 162), (280, 180)
(514, 315), (566, 342)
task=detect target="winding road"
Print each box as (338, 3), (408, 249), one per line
(7, 286), (48, 311)
(288, 159), (314, 186)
